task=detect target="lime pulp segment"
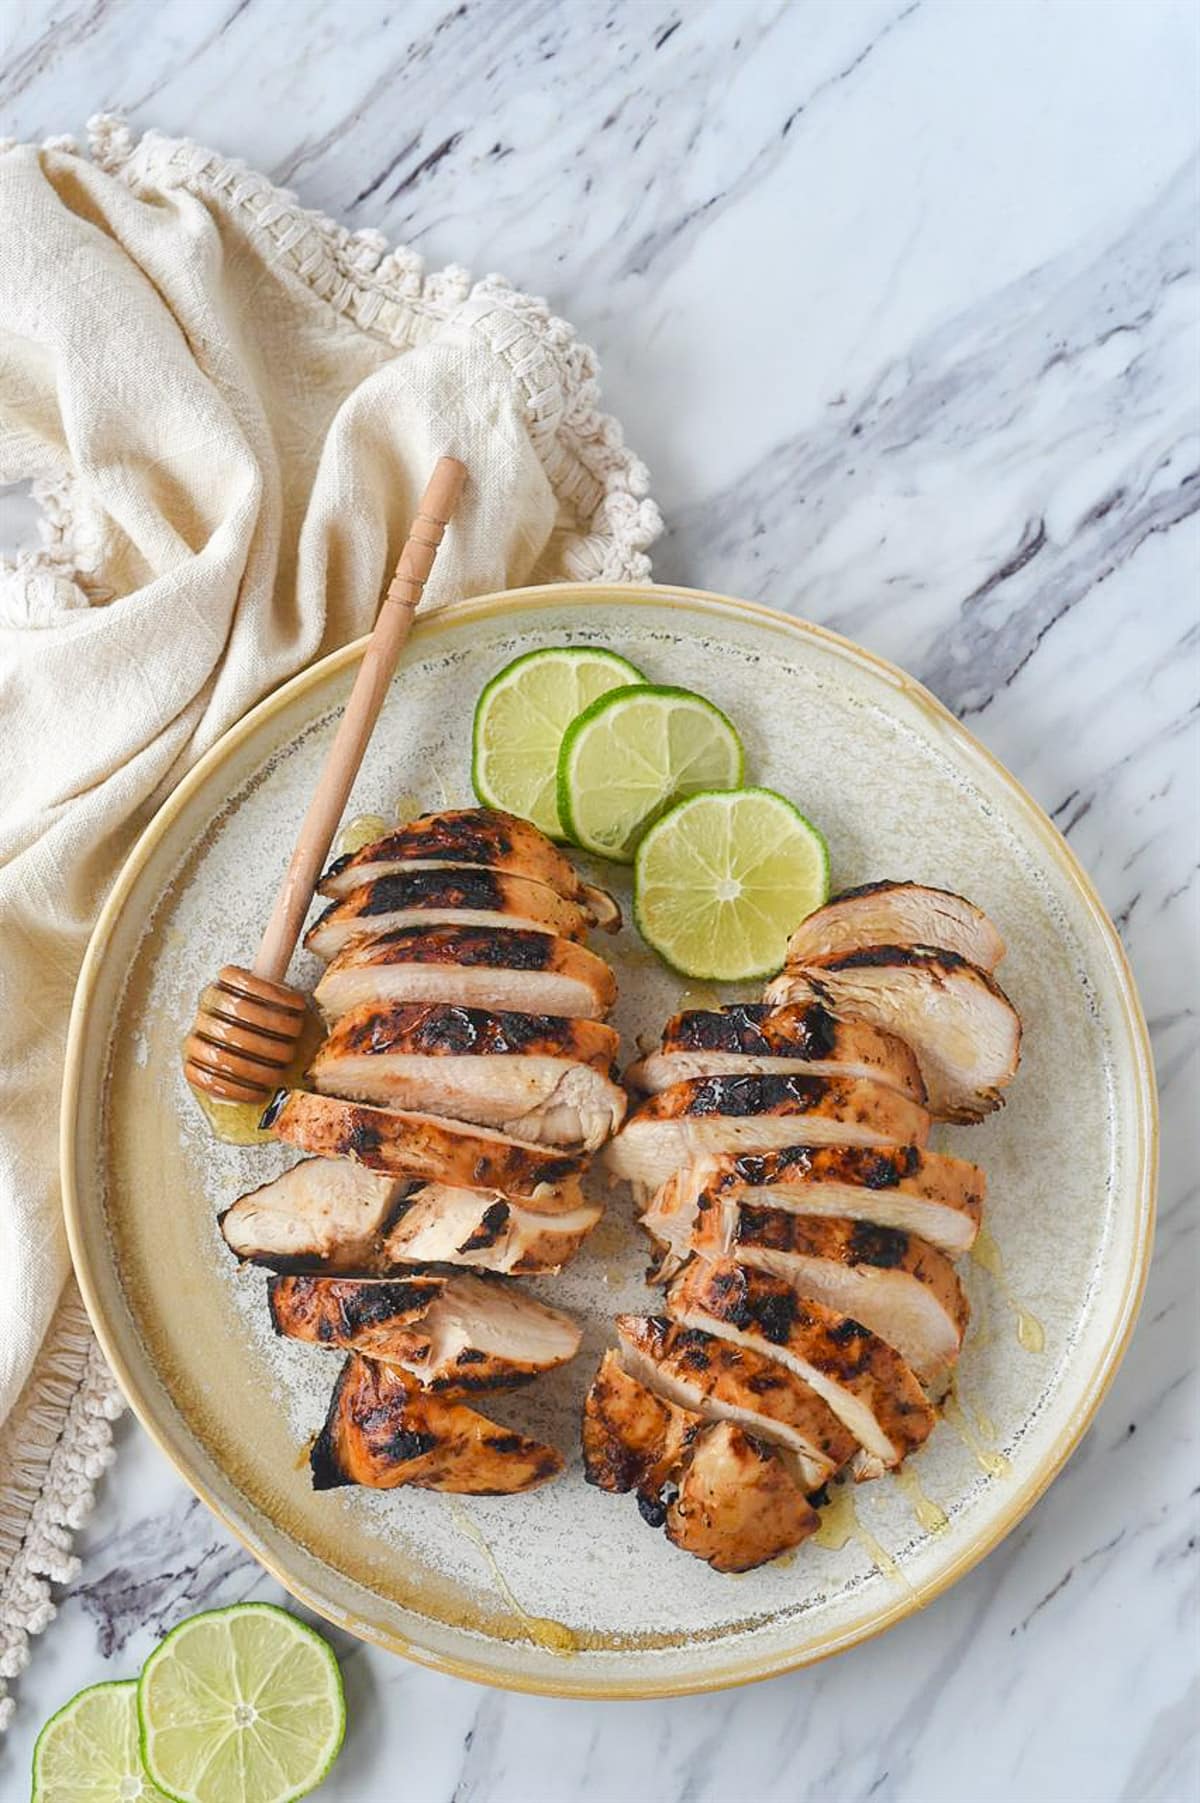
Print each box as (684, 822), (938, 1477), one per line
(137, 1603), (345, 1803)
(472, 646), (646, 839)
(634, 787), (830, 980)
(558, 683), (744, 862)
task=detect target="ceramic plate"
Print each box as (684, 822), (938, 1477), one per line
(62, 585), (1155, 1698)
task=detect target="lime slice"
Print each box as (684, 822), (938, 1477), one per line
(33, 1679), (168, 1802)
(634, 787), (830, 980)
(558, 684), (744, 862)
(472, 647), (646, 838)
(138, 1603), (345, 1803)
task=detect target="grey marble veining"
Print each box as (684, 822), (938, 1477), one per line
(2, 1), (1198, 1798)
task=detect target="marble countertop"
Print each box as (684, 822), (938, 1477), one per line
(3, 1), (1197, 1798)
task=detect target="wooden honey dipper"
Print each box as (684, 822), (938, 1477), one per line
(183, 456), (468, 1105)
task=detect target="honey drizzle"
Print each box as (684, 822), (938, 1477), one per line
(970, 1227), (1046, 1353)
(813, 1484), (903, 1582)
(336, 812), (389, 857)
(895, 1465), (949, 1534)
(447, 1501), (576, 1654)
(941, 1376), (1010, 1478)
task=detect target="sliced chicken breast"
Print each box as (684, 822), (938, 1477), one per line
(687, 1205), (969, 1385)
(766, 947), (1021, 1122)
(305, 869), (590, 961)
(642, 1144), (983, 1272)
(313, 925), (617, 1024)
(318, 807), (620, 929)
(381, 1187), (603, 1273)
(269, 1272), (580, 1391)
(666, 1258), (935, 1479)
(786, 880), (1006, 971)
(308, 1004), (624, 1150)
(219, 1158), (405, 1271)
(310, 1355), (563, 1493)
(665, 1420), (819, 1572)
(605, 1074), (931, 1199)
(263, 1089), (585, 1203)
(582, 1348), (702, 1499)
(616, 1315), (857, 1490)
(626, 1002), (924, 1103)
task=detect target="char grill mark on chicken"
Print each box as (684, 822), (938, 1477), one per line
(269, 1272), (581, 1391)
(615, 1314), (858, 1490)
(665, 1258), (935, 1478)
(318, 806), (621, 930)
(688, 1204), (969, 1386)
(606, 1073), (932, 1198)
(642, 1144), (984, 1273)
(766, 945), (1020, 1122)
(310, 1355), (563, 1493)
(305, 868), (591, 961)
(262, 1089), (585, 1202)
(582, 1348), (702, 1499)
(626, 1002), (925, 1104)
(307, 1003), (625, 1150)
(313, 925), (617, 1023)
(785, 880), (1006, 971)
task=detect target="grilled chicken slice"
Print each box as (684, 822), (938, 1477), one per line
(269, 1272), (580, 1391)
(308, 1004), (624, 1151)
(582, 1348), (701, 1498)
(687, 1206), (969, 1385)
(220, 1160), (600, 1276)
(305, 869), (590, 961)
(616, 1315), (857, 1490)
(666, 1259), (935, 1479)
(786, 880), (1006, 970)
(313, 925), (617, 1023)
(642, 1145), (983, 1272)
(605, 1074), (931, 1199)
(626, 1002), (925, 1103)
(665, 1420), (819, 1572)
(263, 1089), (584, 1203)
(766, 947), (1021, 1122)
(318, 807), (620, 929)
(310, 1355), (563, 1493)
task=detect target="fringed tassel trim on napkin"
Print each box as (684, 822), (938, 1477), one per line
(0, 1283), (124, 1731)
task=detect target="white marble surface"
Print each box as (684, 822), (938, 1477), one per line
(2, 0), (1198, 1798)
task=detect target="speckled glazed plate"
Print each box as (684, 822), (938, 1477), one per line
(62, 585), (1155, 1698)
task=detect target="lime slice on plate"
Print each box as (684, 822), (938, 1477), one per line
(472, 647), (645, 839)
(33, 1679), (167, 1802)
(138, 1603), (344, 1803)
(634, 787), (830, 980)
(558, 684), (744, 862)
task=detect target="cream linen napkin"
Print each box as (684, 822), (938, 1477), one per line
(0, 116), (659, 1720)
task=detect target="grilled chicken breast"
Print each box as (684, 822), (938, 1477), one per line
(665, 1420), (819, 1572)
(626, 1003), (925, 1103)
(687, 1206), (969, 1385)
(666, 1259), (935, 1478)
(642, 1145), (984, 1272)
(313, 925), (617, 1023)
(310, 1355), (563, 1493)
(269, 1272), (581, 1391)
(605, 1074), (931, 1198)
(305, 869), (590, 961)
(766, 947), (1021, 1122)
(308, 1004), (625, 1150)
(582, 1355), (817, 1570)
(318, 807), (620, 929)
(786, 880), (1006, 971)
(220, 1160), (600, 1275)
(263, 1089), (585, 1202)
(582, 1348), (702, 1499)
(616, 1315), (857, 1490)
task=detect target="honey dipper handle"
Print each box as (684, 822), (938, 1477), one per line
(253, 456), (468, 984)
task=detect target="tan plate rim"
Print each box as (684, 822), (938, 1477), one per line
(60, 582), (1158, 1699)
